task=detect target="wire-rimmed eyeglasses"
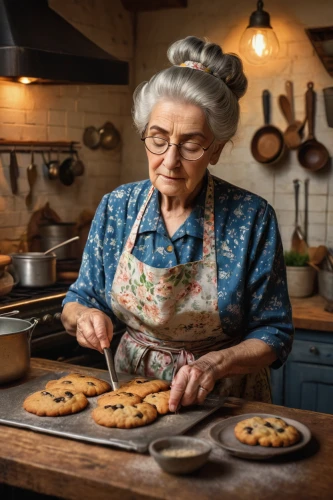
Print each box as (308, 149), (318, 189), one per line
(141, 136), (215, 161)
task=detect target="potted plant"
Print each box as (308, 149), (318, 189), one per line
(284, 251), (316, 298)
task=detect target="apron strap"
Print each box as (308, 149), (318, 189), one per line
(132, 336), (195, 378)
(124, 173), (216, 261)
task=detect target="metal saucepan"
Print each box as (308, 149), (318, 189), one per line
(99, 121), (121, 150)
(0, 314), (38, 384)
(10, 236), (79, 287)
(42, 151), (60, 180)
(10, 252), (57, 287)
(297, 82), (330, 171)
(251, 90), (286, 164)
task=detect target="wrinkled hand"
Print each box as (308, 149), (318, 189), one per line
(169, 352), (222, 412)
(76, 308), (113, 353)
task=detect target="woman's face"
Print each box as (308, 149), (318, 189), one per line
(145, 100), (224, 200)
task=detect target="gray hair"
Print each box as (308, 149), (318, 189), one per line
(132, 36), (248, 142)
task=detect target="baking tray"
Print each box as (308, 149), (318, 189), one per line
(0, 370), (226, 453)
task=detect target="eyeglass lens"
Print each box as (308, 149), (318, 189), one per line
(144, 137), (204, 160)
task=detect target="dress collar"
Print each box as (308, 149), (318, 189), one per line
(139, 175), (208, 240)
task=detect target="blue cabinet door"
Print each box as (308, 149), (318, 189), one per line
(285, 362), (333, 414)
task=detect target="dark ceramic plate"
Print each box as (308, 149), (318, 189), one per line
(210, 413), (311, 460)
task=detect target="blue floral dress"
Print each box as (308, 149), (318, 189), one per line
(63, 173), (294, 401)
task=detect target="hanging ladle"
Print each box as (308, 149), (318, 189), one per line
(43, 236), (80, 256)
(297, 82), (330, 171)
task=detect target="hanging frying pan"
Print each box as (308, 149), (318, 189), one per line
(251, 90), (286, 164)
(297, 82), (330, 171)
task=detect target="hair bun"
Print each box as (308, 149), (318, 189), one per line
(167, 36), (247, 99)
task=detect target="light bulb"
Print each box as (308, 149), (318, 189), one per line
(17, 77), (38, 84)
(240, 27), (279, 65)
(239, 1), (279, 65)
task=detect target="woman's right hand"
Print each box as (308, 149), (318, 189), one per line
(61, 302), (113, 353)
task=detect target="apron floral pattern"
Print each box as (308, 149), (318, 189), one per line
(111, 174), (272, 402)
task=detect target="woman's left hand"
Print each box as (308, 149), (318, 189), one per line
(169, 351), (222, 412)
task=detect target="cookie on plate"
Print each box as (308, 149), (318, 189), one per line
(97, 391), (142, 407)
(234, 416), (301, 447)
(92, 402), (158, 429)
(143, 390), (171, 415)
(23, 389), (88, 417)
(46, 373), (110, 397)
(120, 378), (170, 398)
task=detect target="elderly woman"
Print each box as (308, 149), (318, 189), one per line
(62, 36), (293, 412)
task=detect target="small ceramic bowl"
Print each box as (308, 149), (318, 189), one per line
(149, 436), (212, 475)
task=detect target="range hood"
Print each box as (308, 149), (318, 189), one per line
(0, 0), (129, 84)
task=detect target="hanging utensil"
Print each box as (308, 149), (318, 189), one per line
(279, 84), (305, 150)
(42, 151), (59, 180)
(59, 156), (75, 186)
(99, 122), (121, 150)
(304, 178), (309, 243)
(25, 150), (38, 210)
(43, 236), (80, 256)
(70, 150), (85, 177)
(9, 150), (18, 195)
(291, 179), (308, 254)
(103, 347), (120, 391)
(297, 82), (330, 171)
(83, 126), (101, 149)
(251, 90), (286, 164)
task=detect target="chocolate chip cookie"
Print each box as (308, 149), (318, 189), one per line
(23, 389), (88, 417)
(97, 391), (142, 407)
(234, 416), (301, 447)
(46, 373), (111, 397)
(120, 378), (170, 398)
(143, 390), (170, 415)
(92, 402), (158, 429)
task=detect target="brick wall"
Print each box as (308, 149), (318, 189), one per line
(121, 0), (333, 251)
(0, 0), (133, 248)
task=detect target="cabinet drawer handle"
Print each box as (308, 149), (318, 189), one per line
(309, 346), (319, 355)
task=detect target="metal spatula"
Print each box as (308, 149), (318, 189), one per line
(291, 179), (308, 254)
(103, 347), (120, 391)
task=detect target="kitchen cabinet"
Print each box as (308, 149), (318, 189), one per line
(271, 295), (333, 413)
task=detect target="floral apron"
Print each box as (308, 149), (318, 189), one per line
(111, 174), (272, 402)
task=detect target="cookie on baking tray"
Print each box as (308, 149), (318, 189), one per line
(97, 391), (142, 407)
(120, 377), (170, 398)
(234, 416), (301, 447)
(92, 402), (158, 429)
(23, 389), (88, 417)
(143, 390), (171, 415)
(45, 373), (111, 397)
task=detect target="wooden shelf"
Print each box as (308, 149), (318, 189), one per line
(121, 0), (187, 11)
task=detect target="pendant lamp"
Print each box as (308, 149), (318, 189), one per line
(239, 1), (279, 65)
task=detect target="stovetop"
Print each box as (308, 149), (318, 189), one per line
(0, 282), (69, 313)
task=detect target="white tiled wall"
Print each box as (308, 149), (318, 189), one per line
(120, 0), (333, 251)
(0, 0), (133, 246)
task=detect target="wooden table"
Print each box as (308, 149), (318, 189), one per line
(291, 295), (333, 332)
(1, 359), (333, 500)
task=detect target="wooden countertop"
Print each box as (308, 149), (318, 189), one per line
(1, 359), (333, 500)
(291, 295), (333, 332)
